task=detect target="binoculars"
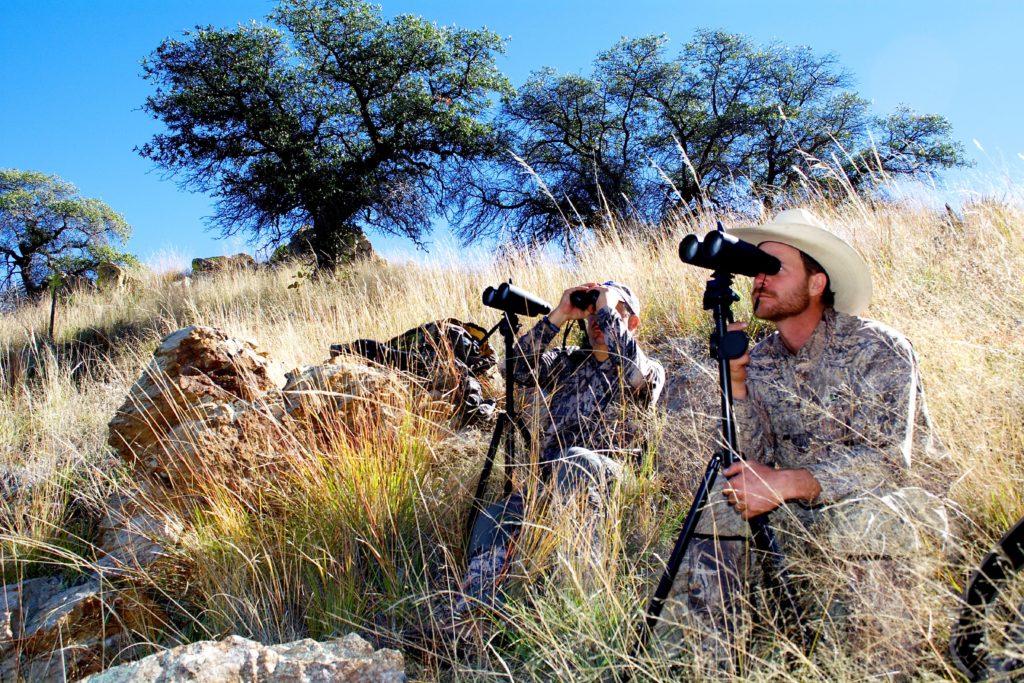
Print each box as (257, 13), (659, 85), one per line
(679, 227), (781, 277)
(482, 282), (552, 317)
(482, 283), (603, 319)
(569, 289), (600, 311)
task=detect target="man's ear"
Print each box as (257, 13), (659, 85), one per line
(627, 314), (640, 333)
(809, 272), (827, 299)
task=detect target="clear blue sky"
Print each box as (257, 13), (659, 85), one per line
(2, 1), (1021, 265)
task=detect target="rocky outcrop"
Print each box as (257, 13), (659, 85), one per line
(108, 326), (289, 490)
(79, 633), (405, 683)
(191, 254), (258, 276)
(270, 226), (376, 267)
(1, 577), (160, 681)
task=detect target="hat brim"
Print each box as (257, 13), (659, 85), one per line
(728, 222), (872, 315)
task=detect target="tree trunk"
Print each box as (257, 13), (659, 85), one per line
(16, 257), (44, 299)
(310, 212), (373, 271)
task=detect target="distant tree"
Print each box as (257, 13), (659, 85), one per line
(0, 169), (135, 298)
(468, 31), (969, 246)
(458, 63), (657, 249)
(139, 0), (512, 267)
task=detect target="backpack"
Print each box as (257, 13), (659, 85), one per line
(330, 318), (497, 425)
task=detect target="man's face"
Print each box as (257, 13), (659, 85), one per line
(751, 242), (815, 322)
(586, 301), (633, 347)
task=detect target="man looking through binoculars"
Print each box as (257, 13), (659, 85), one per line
(670, 209), (951, 675)
(448, 280), (665, 629)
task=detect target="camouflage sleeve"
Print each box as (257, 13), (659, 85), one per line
(802, 335), (921, 504)
(509, 316), (571, 389)
(595, 306), (666, 403)
(734, 390), (774, 462)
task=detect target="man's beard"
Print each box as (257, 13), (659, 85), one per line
(753, 284), (810, 322)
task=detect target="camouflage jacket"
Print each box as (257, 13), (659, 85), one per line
(735, 309), (947, 506)
(510, 306), (665, 467)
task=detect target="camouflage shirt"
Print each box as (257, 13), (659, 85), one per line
(735, 308), (946, 505)
(510, 306), (665, 467)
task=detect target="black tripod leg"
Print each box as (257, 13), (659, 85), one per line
(465, 413), (508, 549)
(633, 452), (723, 656)
(502, 415), (532, 497)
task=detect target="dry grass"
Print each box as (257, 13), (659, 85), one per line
(1, 183), (1023, 680)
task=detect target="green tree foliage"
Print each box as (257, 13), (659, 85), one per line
(139, 0), (512, 267)
(0, 169), (135, 298)
(464, 31), (969, 247)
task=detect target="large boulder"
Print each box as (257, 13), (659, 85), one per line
(79, 633), (405, 683)
(108, 326), (289, 490)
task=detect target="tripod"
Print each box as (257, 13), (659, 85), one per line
(633, 269), (807, 655)
(464, 310), (532, 550)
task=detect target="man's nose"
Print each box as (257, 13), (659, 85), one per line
(753, 272), (768, 287)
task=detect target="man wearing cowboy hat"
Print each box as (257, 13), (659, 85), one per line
(673, 208), (950, 673)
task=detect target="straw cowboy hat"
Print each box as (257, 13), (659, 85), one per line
(728, 208), (873, 316)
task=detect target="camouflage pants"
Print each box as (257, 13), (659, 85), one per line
(457, 447), (624, 613)
(659, 531), (931, 678)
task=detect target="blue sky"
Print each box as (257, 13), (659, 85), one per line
(1, 1), (1021, 265)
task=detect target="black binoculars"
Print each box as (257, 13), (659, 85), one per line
(482, 282), (552, 317)
(569, 289), (600, 311)
(679, 226), (781, 278)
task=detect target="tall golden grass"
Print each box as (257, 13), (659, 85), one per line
(1, 184), (1023, 680)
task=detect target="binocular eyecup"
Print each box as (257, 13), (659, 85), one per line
(679, 229), (781, 278)
(569, 289), (601, 311)
(482, 282), (552, 317)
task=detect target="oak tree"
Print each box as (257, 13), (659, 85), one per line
(0, 169), (134, 298)
(139, 0), (511, 267)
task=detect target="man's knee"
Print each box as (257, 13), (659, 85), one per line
(554, 446), (622, 495)
(467, 493), (524, 558)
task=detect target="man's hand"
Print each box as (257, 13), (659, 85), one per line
(727, 321), (750, 400)
(548, 282), (599, 328)
(721, 459), (784, 519)
(592, 283), (620, 314)
(722, 460), (822, 519)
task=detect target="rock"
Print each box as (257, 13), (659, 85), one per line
(79, 633), (406, 683)
(1, 577), (162, 681)
(95, 493), (183, 576)
(1, 576), (64, 654)
(283, 357), (410, 430)
(271, 226), (376, 267)
(152, 401), (294, 493)
(108, 326), (288, 489)
(97, 262), (130, 291)
(191, 254), (257, 276)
